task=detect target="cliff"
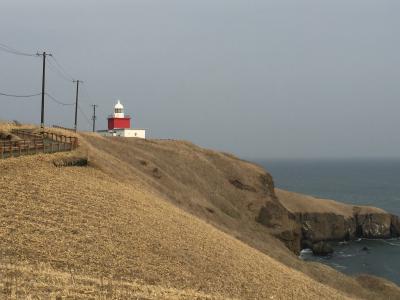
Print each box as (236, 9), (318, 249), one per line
(275, 189), (400, 252)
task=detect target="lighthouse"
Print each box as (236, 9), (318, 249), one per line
(108, 100), (131, 130)
(98, 100), (146, 138)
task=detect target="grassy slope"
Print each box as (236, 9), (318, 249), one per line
(0, 154), (346, 299)
(0, 127), (399, 299)
(82, 134), (400, 299)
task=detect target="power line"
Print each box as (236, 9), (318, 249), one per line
(0, 91), (41, 98)
(79, 85), (103, 130)
(81, 85), (108, 117)
(78, 105), (92, 126)
(79, 84), (97, 106)
(80, 84), (92, 103)
(49, 55), (75, 81)
(97, 105), (109, 117)
(1, 44), (95, 130)
(47, 59), (74, 83)
(45, 92), (75, 106)
(0, 42), (37, 57)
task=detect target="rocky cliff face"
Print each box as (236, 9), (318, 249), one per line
(391, 215), (400, 236)
(354, 211), (392, 238)
(257, 201), (302, 253)
(258, 189), (400, 254)
(296, 211), (400, 250)
(263, 210), (400, 255)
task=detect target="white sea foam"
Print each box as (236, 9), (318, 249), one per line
(300, 248), (313, 254)
(383, 240), (400, 247)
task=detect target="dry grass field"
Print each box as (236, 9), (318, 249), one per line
(1, 123), (399, 299)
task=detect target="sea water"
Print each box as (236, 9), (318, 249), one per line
(256, 159), (400, 285)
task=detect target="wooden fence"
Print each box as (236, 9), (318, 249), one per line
(11, 129), (42, 140)
(0, 129), (78, 159)
(53, 125), (75, 132)
(42, 131), (78, 148)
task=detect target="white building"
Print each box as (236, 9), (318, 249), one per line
(97, 100), (146, 138)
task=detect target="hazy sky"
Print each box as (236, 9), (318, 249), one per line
(1, 0), (400, 159)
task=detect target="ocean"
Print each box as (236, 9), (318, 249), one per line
(257, 159), (400, 286)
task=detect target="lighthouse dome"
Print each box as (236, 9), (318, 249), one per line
(115, 100), (124, 110)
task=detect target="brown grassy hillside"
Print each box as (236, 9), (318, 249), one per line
(81, 134), (400, 298)
(0, 153), (348, 299)
(1, 126), (399, 299)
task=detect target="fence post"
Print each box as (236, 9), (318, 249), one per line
(1, 132), (78, 158)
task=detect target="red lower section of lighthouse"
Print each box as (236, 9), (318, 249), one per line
(108, 117), (131, 130)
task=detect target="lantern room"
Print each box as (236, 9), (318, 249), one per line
(108, 100), (131, 130)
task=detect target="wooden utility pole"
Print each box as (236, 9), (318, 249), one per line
(37, 51), (52, 129)
(91, 104), (98, 132)
(73, 80), (82, 132)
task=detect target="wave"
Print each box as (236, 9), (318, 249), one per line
(300, 248), (313, 254)
(382, 240), (400, 247)
(337, 254), (355, 258)
(355, 237), (400, 241)
(330, 263), (347, 269)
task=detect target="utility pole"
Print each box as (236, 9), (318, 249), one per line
(91, 104), (98, 132)
(73, 80), (82, 132)
(37, 51), (52, 129)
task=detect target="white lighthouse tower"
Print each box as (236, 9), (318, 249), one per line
(97, 100), (146, 138)
(114, 100), (125, 118)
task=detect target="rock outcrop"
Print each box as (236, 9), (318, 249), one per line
(391, 215), (400, 236)
(354, 210), (392, 239)
(294, 211), (399, 251)
(312, 241), (334, 256)
(261, 189), (400, 254)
